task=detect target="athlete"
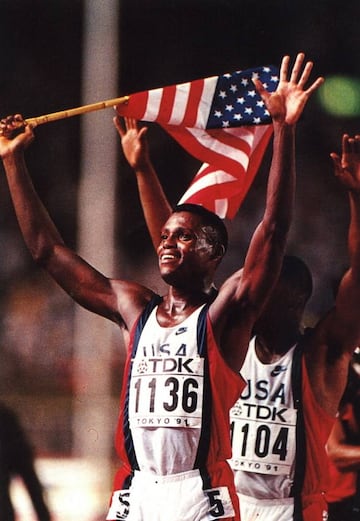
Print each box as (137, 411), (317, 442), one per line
(0, 53), (322, 521)
(114, 62), (360, 520)
(226, 133), (360, 521)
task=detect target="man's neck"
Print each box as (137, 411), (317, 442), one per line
(255, 332), (300, 364)
(163, 287), (209, 312)
(156, 290), (208, 328)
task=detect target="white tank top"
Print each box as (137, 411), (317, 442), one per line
(128, 304), (206, 475)
(229, 336), (298, 499)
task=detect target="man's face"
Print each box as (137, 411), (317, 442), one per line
(255, 279), (305, 335)
(157, 211), (215, 286)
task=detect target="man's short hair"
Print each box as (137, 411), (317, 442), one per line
(173, 203), (228, 253)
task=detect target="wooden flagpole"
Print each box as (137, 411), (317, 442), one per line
(25, 95), (129, 126)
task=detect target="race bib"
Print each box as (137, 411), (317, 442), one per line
(106, 490), (130, 520)
(229, 400), (297, 475)
(205, 487), (236, 520)
(129, 356), (204, 428)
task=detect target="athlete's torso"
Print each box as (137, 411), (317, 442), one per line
(129, 304), (206, 474)
(116, 296), (243, 477)
(229, 337), (297, 499)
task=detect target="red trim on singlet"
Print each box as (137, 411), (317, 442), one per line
(301, 357), (336, 517)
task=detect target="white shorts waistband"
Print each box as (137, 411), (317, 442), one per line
(133, 468), (201, 484)
(239, 493), (294, 506)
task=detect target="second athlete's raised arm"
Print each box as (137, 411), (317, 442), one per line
(114, 116), (172, 249)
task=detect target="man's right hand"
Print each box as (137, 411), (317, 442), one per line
(113, 115), (150, 171)
(0, 114), (35, 158)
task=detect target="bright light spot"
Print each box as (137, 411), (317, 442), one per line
(318, 76), (360, 117)
(10, 457), (110, 521)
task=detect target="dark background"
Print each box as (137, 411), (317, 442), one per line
(0, 0), (359, 451)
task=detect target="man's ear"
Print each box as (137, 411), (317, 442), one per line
(211, 244), (226, 260)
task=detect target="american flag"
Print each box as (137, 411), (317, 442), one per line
(116, 65), (279, 218)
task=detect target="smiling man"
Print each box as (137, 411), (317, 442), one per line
(157, 204), (227, 289)
(0, 53), (322, 521)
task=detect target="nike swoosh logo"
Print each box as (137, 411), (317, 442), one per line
(175, 327), (187, 335)
(271, 365), (287, 377)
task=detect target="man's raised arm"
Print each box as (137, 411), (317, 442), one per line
(114, 116), (172, 249)
(306, 134), (360, 414)
(0, 115), (152, 328)
(242, 54), (323, 309)
(210, 53), (323, 370)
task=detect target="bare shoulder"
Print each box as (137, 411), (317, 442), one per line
(304, 308), (358, 362)
(303, 319), (354, 415)
(208, 267), (253, 349)
(110, 278), (156, 331)
(208, 269), (254, 373)
(209, 267), (249, 324)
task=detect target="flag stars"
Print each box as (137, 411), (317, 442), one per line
(208, 64), (279, 129)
